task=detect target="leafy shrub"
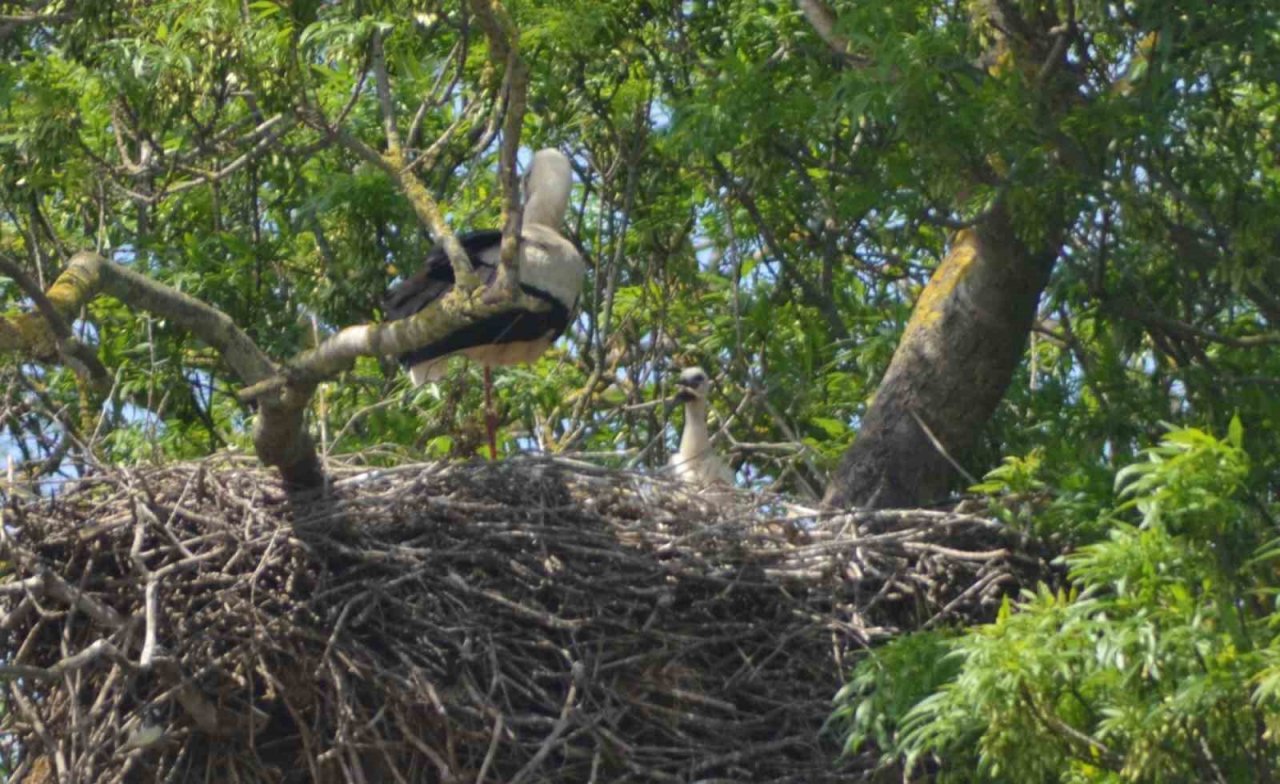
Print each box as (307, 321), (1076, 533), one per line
(834, 420), (1280, 782)
(826, 630), (960, 771)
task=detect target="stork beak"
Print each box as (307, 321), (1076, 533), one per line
(668, 378), (697, 411)
(669, 388), (696, 409)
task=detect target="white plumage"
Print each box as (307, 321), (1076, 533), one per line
(382, 148), (586, 459)
(385, 148), (585, 385)
(668, 366), (735, 487)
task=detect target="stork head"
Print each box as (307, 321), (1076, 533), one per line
(672, 366), (711, 405)
(523, 148), (573, 229)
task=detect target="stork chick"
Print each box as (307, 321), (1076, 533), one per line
(668, 367), (735, 486)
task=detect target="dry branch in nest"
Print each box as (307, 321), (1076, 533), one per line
(0, 456), (1053, 782)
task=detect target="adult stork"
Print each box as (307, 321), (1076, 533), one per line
(383, 149), (585, 459)
(668, 366), (735, 486)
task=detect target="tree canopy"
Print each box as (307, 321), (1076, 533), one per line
(4, 0), (1279, 504)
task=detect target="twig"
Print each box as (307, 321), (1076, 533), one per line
(475, 713), (505, 783)
(508, 679), (578, 784)
(909, 408), (979, 486)
(0, 639), (132, 681)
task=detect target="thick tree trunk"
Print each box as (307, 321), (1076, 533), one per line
(823, 204), (1058, 508)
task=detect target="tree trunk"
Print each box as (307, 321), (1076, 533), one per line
(823, 203), (1057, 508)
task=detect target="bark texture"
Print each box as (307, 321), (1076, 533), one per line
(823, 204), (1057, 508)
(812, 0), (1084, 509)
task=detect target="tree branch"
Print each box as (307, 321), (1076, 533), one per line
(796, 0), (872, 67)
(298, 109), (482, 292)
(466, 0), (529, 298)
(238, 286), (554, 399)
(165, 115), (295, 195)
(406, 39), (465, 148)
(0, 252), (323, 485)
(0, 253), (107, 385)
(371, 29), (403, 156)
(0, 639), (131, 682)
(1110, 301), (1280, 349)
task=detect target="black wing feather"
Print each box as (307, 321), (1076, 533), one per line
(384, 229), (573, 369)
(382, 230), (502, 320)
(395, 288), (570, 368)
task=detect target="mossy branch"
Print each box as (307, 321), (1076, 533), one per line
(299, 110), (484, 294)
(0, 251), (552, 487)
(0, 252), (275, 383)
(0, 253), (108, 385)
(238, 286), (552, 401)
(0, 252), (321, 483)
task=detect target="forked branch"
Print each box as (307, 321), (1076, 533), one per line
(0, 250), (554, 488)
(0, 252), (321, 484)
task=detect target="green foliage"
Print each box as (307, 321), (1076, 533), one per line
(836, 423), (1280, 781)
(827, 630), (960, 770)
(0, 0), (1277, 520)
(971, 449), (1112, 543)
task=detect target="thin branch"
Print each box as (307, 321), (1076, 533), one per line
(164, 116), (295, 195)
(335, 59), (372, 129)
(508, 678), (578, 784)
(407, 40), (465, 147)
(466, 0), (529, 293)
(402, 96), (486, 177)
(474, 713), (505, 784)
(299, 109), (482, 291)
(28, 568), (125, 630)
(493, 47), (529, 287)
(371, 29), (403, 156)
(1019, 684), (1123, 771)
(909, 408), (978, 486)
(796, 0), (872, 67)
(1111, 301), (1280, 349)
(0, 639), (131, 682)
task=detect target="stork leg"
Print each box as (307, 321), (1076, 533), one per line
(483, 365), (498, 460)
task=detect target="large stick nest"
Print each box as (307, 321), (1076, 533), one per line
(0, 456), (1052, 782)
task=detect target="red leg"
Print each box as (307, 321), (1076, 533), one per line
(484, 365), (497, 460)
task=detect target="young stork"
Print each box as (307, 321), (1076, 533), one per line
(383, 149), (585, 459)
(668, 366), (735, 487)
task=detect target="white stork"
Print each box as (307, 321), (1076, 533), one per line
(668, 366), (735, 486)
(383, 149), (585, 458)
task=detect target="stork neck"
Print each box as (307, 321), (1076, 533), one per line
(680, 398), (711, 456)
(523, 169), (571, 228)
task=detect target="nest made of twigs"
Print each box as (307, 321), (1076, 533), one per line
(0, 454), (1052, 783)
